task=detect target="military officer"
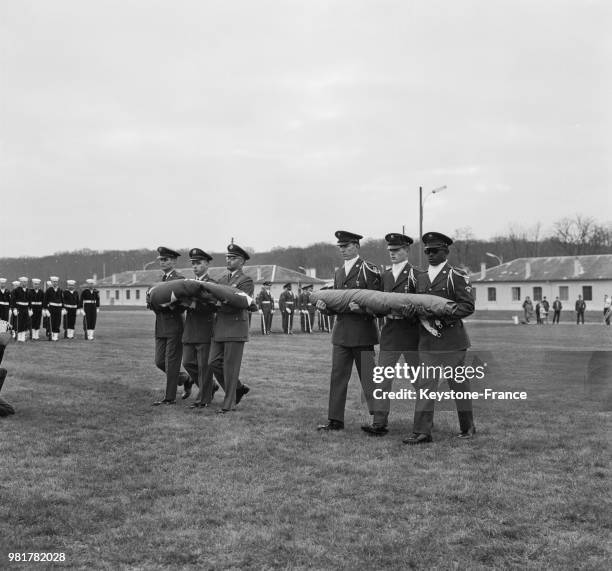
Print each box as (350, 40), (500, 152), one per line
(0, 279), (11, 324)
(62, 280), (79, 339)
(402, 232), (476, 444)
(150, 247), (189, 406)
(201, 242), (253, 413)
(28, 279), (44, 340)
(279, 283), (296, 334)
(316, 230), (383, 431)
(256, 281), (275, 334)
(182, 248), (221, 407)
(298, 284), (314, 333)
(43, 276), (63, 341)
(79, 279), (100, 340)
(11, 277), (30, 343)
(362, 233), (421, 436)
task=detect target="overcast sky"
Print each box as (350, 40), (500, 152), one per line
(1, 0), (610, 257)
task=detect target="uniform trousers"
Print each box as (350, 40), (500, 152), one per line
(31, 308), (43, 330)
(205, 340), (245, 410)
(155, 335), (183, 401)
(412, 350), (473, 436)
(49, 307), (62, 333)
(16, 308), (30, 333)
(328, 345), (384, 424)
(282, 311), (294, 333)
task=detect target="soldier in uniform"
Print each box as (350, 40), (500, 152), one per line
(402, 232), (476, 444)
(62, 280), (79, 339)
(279, 283), (296, 334)
(43, 276), (63, 341)
(181, 248), (221, 407)
(316, 230), (383, 431)
(9, 281), (20, 337)
(0, 279), (11, 325)
(362, 233), (421, 436)
(256, 281), (274, 335)
(28, 279), (44, 340)
(298, 284), (314, 333)
(150, 247), (189, 405)
(11, 277), (30, 343)
(200, 243), (253, 413)
(79, 279), (100, 340)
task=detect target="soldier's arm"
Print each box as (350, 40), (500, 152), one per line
(451, 269), (475, 319)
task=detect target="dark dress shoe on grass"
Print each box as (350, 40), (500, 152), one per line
(456, 426), (476, 439)
(215, 408), (230, 414)
(317, 420), (344, 431)
(152, 399), (176, 406)
(402, 433), (433, 445)
(361, 424), (389, 436)
(189, 402), (208, 409)
(235, 385), (250, 404)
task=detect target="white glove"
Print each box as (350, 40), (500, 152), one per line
(78, 309), (83, 316)
(258, 309), (263, 314)
(12, 309), (18, 316)
(61, 309), (67, 316)
(28, 309), (33, 317)
(97, 308), (100, 313)
(286, 308), (291, 314)
(271, 310), (275, 314)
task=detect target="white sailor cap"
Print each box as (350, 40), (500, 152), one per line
(86, 279), (95, 285)
(12, 280), (20, 286)
(67, 280), (76, 286)
(19, 276), (28, 281)
(50, 276), (59, 281)
(32, 278), (41, 284)
(0, 278), (6, 284)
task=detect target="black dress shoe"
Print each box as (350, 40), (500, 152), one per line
(317, 420), (344, 431)
(215, 408), (230, 414)
(152, 399), (176, 406)
(456, 426), (476, 439)
(189, 402), (208, 409)
(361, 424), (389, 436)
(402, 433), (432, 445)
(182, 378), (194, 399)
(235, 385), (250, 404)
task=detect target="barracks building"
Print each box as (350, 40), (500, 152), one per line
(471, 254), (612, 312)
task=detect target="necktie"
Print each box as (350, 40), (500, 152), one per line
(227, 272), (232, 282)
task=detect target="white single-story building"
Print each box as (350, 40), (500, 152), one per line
(93, 265), (327, 307)
(471, 254), (612, 312)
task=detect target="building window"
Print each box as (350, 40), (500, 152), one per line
(115, 290), (120, 300)
(126, 290), (131, 300)
(511, 287), (521, 301)
(487, 287), (496, 302)
(582, 286), (592, 301)
(135, 289), (140, 300)
(533, 287), (542, 301)
(559, 286), (568, 301)
(106, 290), (110, 300)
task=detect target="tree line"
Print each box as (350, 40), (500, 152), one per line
(0, 215), (610, 283)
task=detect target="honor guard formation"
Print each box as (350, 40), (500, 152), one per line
(147, 231), (476, 445)
(0, 276), (100, 342)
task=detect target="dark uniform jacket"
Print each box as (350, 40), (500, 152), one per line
(62, 290), (79, 309)
(0, 289), (11, 321)
(279, 290), (296, 313)
(212, 270), (254, 342)
(79, 288), (100, 310)
(330, 257), (382, 347)
(10, 287), (29, 311)
(43, 287), (64, 309)
(182, 275), (217, 344)
(28, 289), (44, 310)
(154, 270), (185, 338)
(416, 262), (474, 351)
(380, 263), (420, 351)
(256, 288), (274, 310)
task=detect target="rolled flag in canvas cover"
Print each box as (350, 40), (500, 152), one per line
(310, 289), (458, 337)
(147, 280), (256, 311)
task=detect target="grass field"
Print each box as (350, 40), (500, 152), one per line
(1, 314), (611, 570)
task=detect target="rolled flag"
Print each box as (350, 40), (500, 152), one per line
(310, 289), (458, 337)
(147, 279), (256, 312)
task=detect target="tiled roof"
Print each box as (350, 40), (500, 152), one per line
(94, 265), (326, 287)
(472, 254), (612, 282)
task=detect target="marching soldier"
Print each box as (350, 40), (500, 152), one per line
(11, 277), (30, 343)
(402, 232), (476, 444)
(79, 279), (100, 340)
(43, 276), (63, 342)
(279, 283), (296, 334)
(150, 247), (190, 406)
(316, 230), (383, 432)
(182, 248), (221, 407)
(28, 279), (44, 340)
(200, 242), (252, 413)
(0, 279), (10, 324)
(298, 284), (315, 333)
(363, 233), (420, 436)
(62, 280), (79, 339)
(256, 281), (274, 334)
(9, 281), (20, 336)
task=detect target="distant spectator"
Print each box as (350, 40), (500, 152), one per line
(575, 295), (586, 325)
(522, 296), (534, 323)
(604, 294), (611, 327)
(541, 297), (550, 325)
(552, 297), (562, 324)
(535, 301), (542, 325)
